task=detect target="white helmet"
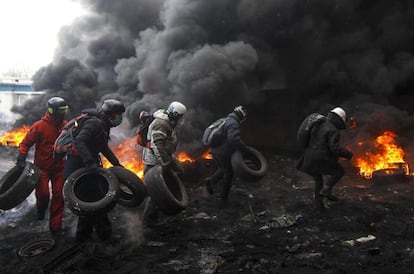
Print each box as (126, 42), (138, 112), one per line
(167, 101), (187, 117)
(330, 107), (346, 123)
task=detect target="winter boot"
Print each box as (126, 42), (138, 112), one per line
(320, 187), (338, 201)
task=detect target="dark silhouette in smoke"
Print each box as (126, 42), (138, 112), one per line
(12, 0), (414, 159)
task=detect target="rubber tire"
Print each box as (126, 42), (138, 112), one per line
(64, 167), (119, 216)
(372, 168), (407, 184)
(108, 166), (146, 207)
(144, 165), (188, 215)
(231, 146), (268, 182)
(0, 162), (40, 210)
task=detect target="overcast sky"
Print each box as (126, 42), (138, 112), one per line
(0, 0), (85, 78)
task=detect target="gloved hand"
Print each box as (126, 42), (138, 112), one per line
(16, 154), (26, 169)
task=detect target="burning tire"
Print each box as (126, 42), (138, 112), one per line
(372, 168), (407, 184)
(0, 162), (40, 210)
(231, 146), (268, 182)
(144, 165), (188, 215)
(108, 166), (146, 207)
(64, 167), (119, 216)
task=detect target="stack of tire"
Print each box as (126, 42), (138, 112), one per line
(64, 166), (147, 216)
(0, 162), (40, 210)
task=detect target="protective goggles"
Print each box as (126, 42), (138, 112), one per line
(57, 106), (69, 114)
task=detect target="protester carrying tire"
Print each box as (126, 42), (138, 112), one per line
(16, 97), (69, 234)
(63, 99), (125, 243)
(296, 107), (353, 212)
(202, 105), (250, 206)
(140, 101), (187, 226)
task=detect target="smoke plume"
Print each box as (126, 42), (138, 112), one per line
(11, 0), (414, 158)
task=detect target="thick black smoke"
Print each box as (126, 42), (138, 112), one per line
(12, 0), (414, 160)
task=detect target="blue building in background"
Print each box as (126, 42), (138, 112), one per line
(0, 78), (44, 130)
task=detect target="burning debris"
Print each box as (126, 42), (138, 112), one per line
(0, 126), (30, 147)
(352, 131), (411, 180)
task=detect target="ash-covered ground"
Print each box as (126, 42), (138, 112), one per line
(1, 147), (414, 274)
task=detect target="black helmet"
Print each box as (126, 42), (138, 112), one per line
(47, 97), (69, 116)
(234, 105), (247, 122)
(99, 99), (125, 115)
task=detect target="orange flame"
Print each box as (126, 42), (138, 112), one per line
(0, 126), (30, 147)
(102, 138), (213, 179)
(354, 131), (407, 178)
(102, 138), (145, 179)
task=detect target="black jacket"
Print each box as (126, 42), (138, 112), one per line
(63, 109), (120, 178)
(297, 112), (352, 174)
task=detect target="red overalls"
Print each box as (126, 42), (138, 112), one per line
(18, 112), (67, 232)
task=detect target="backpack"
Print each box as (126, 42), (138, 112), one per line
(202, 117), (228, 147)
(53, 113), (100, 158)
(296, 113), (325, 149)
(136, 115), (155, 147)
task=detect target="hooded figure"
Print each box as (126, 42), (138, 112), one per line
(297, 107), (353, 211)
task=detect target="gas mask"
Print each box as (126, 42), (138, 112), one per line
(111, 113), (123, 127)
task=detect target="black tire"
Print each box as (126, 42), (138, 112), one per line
(64, 167), (119, 216)
(108, 166), (146, 207)
(231, 146), (268, 182)
(144, 165), (188, 215)
(0, 162), (40, 210)
(372, 168), (407, 184)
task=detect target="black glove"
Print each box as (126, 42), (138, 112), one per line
(16, 154), (26, 169)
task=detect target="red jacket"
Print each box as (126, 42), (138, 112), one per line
(18, 112), (67, 170)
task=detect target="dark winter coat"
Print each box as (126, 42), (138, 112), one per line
(210, 112), (245, 158)
(297, 112), (353, 175)
(63, 109), (120, 178)
(18, 112), (67, 170)
(142, 109), (178, 166)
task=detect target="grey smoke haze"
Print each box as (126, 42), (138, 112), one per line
(11, 0), (414, 158)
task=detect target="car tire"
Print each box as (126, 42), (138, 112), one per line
(231, 146), (268, 182)
(64, 167), (119, 216)
(108, 166), (146, 207)
(144, 165), (188, 215)
(0, 162), (40, 210)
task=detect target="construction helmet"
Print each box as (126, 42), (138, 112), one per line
(167, 101), (186, 125)
(167, 101), (187, 117)
(330, 107), (346, 123)
(99, 99), (125, 127)
(47, 97), (69, 116)
(234, 105), (247, 122)
(99, 99), (126, 115)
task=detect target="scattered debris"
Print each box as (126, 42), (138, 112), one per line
(18, 238), (55, 257)
(42, 243), (84, 274)
(342, 235), (376, 247)
(259, 215), (297, 230)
